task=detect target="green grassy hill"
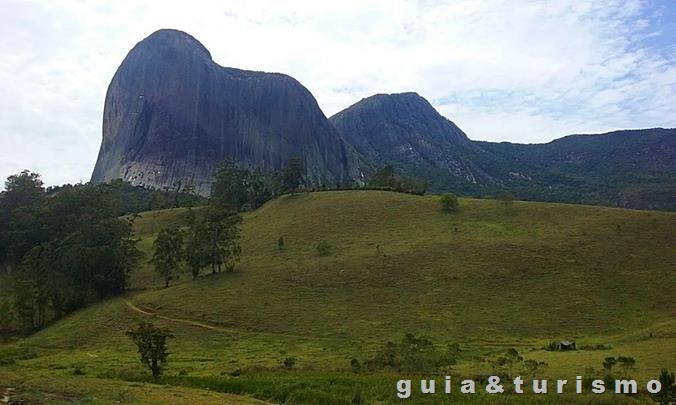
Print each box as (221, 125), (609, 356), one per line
(2, 191), (675, 403)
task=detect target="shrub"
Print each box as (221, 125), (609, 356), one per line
(350, 357), (361, 372)
(365, 333), (456, 372)
(316, 240), (332, 256)
(656, 369), (675, 404)
(440, 193), (459, 212)
(497, 192), (514, 208)
(282, 356), (296, 369)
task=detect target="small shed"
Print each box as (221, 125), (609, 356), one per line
(550, 340), (576, 351)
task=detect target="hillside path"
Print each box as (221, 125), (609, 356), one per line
(123, 299), (233, 334)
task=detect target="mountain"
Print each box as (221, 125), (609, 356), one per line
(91, 29), (364, 194)
(478, 128), (676, 210)
(330, 92), (499, 190)
(91, 29), (674, 210)
(331, 93), (676, 210)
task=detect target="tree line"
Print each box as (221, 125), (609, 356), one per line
(0, 172), (148, 334)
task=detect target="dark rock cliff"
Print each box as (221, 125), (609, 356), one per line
(91, 29), (363, 194)
(330, 92), (498, 190)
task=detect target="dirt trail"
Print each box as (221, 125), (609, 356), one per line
(1, 388), (13, 404)
(123, 299), (232, 333)
(122, 298), (338, 342)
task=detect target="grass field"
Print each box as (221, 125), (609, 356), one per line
(1, 191), (675, 403)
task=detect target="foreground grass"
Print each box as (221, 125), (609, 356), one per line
(2, 191), (675, 403)
(0, 370), (266, 404)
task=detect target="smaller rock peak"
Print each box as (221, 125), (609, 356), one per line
(365, 92), (424, 102)
(136, 29), (212, 60)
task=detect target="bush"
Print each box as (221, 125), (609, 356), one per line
(350, 357), (362, 372)
(440, 193), (459, 212)
(497, 192), (514, 208)
(316, 240), (332, 256)
(282, 356), (296, 369)
(365, 333), (456, 372)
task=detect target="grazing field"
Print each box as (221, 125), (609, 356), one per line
(1, 191), (675, 403)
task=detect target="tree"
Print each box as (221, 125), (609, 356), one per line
(126, 322), (174, 381)
(657, 369), (675, 404)
(0, 171), (47, 262)
(278, 236), (285, 251)
(368, 166), (427, 195)
(602, 357), (617, 374)
(316, 240), (332, 256)
(497, 348), (523, 376)
(211, 160), (250, 210)
(282, 158), (305, 195)
(212, 161), (271, 210)
(440, 193), (459, 212)
(617, 356), (636, 377)
(0, 298), (14, 341)
(150, 226), (184, 288)
(203, 207), (242, 273)
(498, 192), (514, 208)
(369, 165), (395, 188)
(185, 218), (209, 279)
(1, 170), (45, 209)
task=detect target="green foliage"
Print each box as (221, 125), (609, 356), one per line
(497, 192), (514, 208)
(0, 298), (14, 341)
(369, 165), (395, 187)
(495, 348), (524, 376)
(151, 226), (184, 287)
(281, 356), (296, 370)
(183, 206), (243, 277)
(277, 236), (285, 251)
(439, 193), (459, 212)
(281, 158), (305, 194)
(316, 240), (332, 256)
(126, 321), (174, 381)
(368, 165), (427, 195)
(364, 333), (456, 372)
(602, 356), (617, 374)
(211, 160), (271, 211)
(349, 357), (361, 372)
(657, 369), (675, 404)
(3, 190), (676, 404)
(617, 356), (636, 377)
(0, 172), (145, 331)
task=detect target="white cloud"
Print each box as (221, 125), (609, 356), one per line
(0, 0), (674, 185)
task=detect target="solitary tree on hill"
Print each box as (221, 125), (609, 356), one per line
(126, 321), (174, 381)
(150, 226), (184, 288)
(440, 193), (459, 212)
(498, 192), (514, 208)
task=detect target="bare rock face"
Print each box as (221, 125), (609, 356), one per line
(91, 29), (363, 194)
(330, 92), (497, 190)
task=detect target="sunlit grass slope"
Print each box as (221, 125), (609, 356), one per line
(2, 191), (675, 403)
(134, 191), (675, 341)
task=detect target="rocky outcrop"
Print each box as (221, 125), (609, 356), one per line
(330, 92), (498, 190)
(91, 29), (364, 194)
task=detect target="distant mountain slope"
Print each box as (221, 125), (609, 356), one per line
(331, 93), (676, 210)
(91, 29), (364, 194)
(477, 128), (676, 210)
(330, 93), (499, 190)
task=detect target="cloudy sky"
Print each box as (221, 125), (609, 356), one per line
(1, 0), (675, 186)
